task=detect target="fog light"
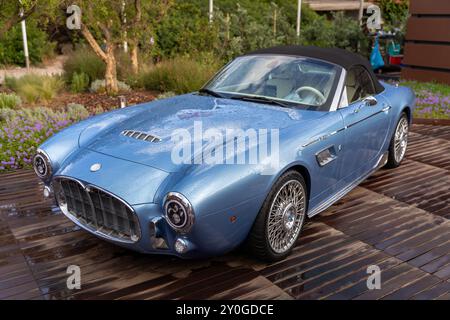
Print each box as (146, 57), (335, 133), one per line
(43, 186), (52, 198)
(174, 238), (188, 254)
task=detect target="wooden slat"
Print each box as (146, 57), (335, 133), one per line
(401, 67), (450, 85)
(404, 43), (450, 70)
(410, 0), (450, 15)
(406, 17), (450, 43)
(402, 2), (450, 85)
(414, 119), (450, 126)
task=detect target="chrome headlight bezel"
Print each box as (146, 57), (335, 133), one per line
(164, 192), (195, 234)
(33, 149), (52, 180)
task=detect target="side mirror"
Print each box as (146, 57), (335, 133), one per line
(364, 96), (378, 106)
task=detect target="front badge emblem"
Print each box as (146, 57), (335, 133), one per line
(90, 163), (102, 172)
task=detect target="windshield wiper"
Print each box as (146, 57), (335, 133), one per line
(198, 88), (225, 98)
(230, 95), (292, 109)
(199, 90), (294, 109)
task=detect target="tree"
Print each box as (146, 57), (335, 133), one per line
(63, 0), (124, 94)
(0, 0), (37, 39)
(65, 1), (173, 93)
(124, 0), (173, 74)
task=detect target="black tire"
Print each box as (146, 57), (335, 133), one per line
(385, 113), (409, 169)
(246, 170), (307, 262)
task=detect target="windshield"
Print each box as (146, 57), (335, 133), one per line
(204, 55), (342, 111)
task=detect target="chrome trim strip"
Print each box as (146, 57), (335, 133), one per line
(53, 175), (141, 244)
(302, 126), (346, 148)
(346, 106), (391, 129)
(302, 105), (391, 148)
(382, 105), (392, 112)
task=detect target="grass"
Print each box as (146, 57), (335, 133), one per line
(90, 79), (131, 94)
(5, 74), (64, 104)
(70, 72), (90, 93)
(400, 80), (450, 96)
(63, 48), (105, 85)
(0, 93), (21, 109)
(138, 56), (221, 94)
(64, 47), (142, 88)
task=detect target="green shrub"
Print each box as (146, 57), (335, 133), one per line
(155, 92), (176, 100)
(0, 20), (55, 66)
(379, 0), (409, 28)
(5, 74), (64, 104)
(63, 48), (105, 85)
(156, 1), (299, 61)
(70, 72), (90, 93)
(64, 47), (140, 88)
(0, 93), (22, 109)
(115, 50), (136, 82)
(378, 0), (411, 51)
(154, 1), (365, 61)
(90, 79), (131, 94)
(330, 12), (369, 57)
(92, 106), (105, 115)
(139, 57), (220, 94)
(156, 1), (219, 58)
(153, 1), (367, 61)
(66, 103), (90, 119)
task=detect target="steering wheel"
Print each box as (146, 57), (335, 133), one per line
(295, 86), (326, 105)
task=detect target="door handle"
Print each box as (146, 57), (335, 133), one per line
(364, 96), (378, 106)
(354, 96), (378, 113)
(382, 104), (392, 112)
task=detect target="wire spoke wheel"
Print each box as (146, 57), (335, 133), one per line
(394, 117), (409, 163)
(266, 180), (306, 254)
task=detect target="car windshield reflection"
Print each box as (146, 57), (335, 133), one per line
(204, 55), (341, 110)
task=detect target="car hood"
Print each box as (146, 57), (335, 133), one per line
(81, 94), (324, 172)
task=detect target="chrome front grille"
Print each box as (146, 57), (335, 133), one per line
(121, 130), (161, 142)
(54, 177), (140, 243)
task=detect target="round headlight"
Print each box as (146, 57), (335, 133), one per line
(164, 192), (195, 233)
(33, 150), (52, 180)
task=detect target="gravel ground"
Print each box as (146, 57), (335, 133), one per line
(0, 55), (66, 84)
(44, 90), (158, 112)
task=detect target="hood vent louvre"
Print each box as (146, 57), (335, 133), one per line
(121, 130), (162, 142)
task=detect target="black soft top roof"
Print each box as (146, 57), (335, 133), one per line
(245, 45), (384, 93)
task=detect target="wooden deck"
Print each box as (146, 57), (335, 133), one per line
(0, 124), (449, 300)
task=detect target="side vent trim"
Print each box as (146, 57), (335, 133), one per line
(121, 130), (162, 142)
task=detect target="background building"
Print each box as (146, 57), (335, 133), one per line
(304, 0), (372, 12)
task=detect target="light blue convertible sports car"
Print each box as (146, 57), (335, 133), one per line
(34, 46), (415, 261)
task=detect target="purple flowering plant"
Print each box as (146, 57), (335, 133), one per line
(413, 91), (450, 119)
(0, 105), (91, 172)
(400, 81), (450, 120)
